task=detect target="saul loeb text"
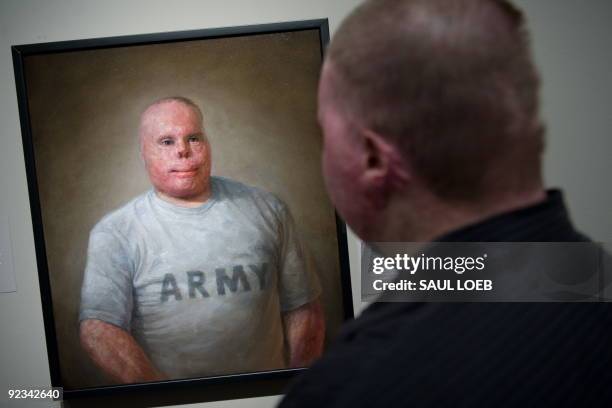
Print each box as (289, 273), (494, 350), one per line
(373, 279), (493, 292)
(370, 253), (493, 294)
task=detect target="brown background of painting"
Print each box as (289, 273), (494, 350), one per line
(24, 29), (344, 389)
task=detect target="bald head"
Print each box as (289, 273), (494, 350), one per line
(322, 0), (544, 202)
(139, 97), (204, 147)
(138, 97), (212, 206)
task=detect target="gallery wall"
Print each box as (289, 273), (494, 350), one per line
(1, 0), (611, 407)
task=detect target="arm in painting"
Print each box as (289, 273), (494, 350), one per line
(282, 298), (326, 367)
(79, 318), (166, 383)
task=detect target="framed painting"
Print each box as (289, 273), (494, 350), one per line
(12, 19), (353, 406)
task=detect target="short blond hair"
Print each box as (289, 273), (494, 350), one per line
(327, 0), (544, 202)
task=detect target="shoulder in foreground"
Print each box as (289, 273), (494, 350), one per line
(212, 176), (287, 211)
(90, 191), (150, 236)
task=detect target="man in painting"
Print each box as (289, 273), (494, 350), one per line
(79, 96), (324, 383)
(279, 0), (612, 406)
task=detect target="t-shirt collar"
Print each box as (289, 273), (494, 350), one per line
(148, 180), (217, 217)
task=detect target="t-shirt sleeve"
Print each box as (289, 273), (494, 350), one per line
(276, 201), (322, 312)
(79, 227), (134, 331)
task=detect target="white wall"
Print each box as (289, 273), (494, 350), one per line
(515, 0), (612, 243)
(1, 1), (610, 407)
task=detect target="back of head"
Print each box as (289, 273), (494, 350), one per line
(327, 0), (544, 203)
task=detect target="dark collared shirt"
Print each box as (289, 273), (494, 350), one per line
(280, 190), (612, 407)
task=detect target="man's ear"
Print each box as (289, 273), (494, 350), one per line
(361, 128), (411, 190)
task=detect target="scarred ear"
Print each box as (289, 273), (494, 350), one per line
(361, 128), (411, 190)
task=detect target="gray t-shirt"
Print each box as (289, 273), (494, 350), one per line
(79, 176), (321, 379)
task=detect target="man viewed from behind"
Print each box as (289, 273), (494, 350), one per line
(280, 0), (612, 406)
(320, 0), (546, 243)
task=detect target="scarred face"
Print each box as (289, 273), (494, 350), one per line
(139, 100), (212, 205)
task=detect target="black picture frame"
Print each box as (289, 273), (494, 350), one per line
(12, 19), (353, 407)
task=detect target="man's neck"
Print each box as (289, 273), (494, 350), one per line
(382, 188), (547, 242)
(155, 188), (212, 208)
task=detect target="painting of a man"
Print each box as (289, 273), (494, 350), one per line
(78, 96), (325, 383)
